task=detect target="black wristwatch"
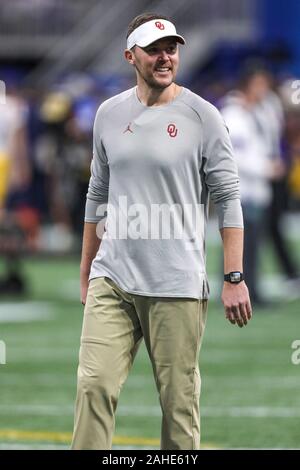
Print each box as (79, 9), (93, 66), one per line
(224, 271), (244, 284)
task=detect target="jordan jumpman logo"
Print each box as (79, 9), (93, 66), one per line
(123, 122), (133, 134)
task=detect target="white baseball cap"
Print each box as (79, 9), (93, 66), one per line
(127, 19), (185, 50)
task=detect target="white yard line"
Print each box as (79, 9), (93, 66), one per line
(0, 302), (54, 323)
(0, 404), (300, 418)
(0, 374), (299, 388)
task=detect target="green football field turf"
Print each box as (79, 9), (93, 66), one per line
(0, 239), (300, 449)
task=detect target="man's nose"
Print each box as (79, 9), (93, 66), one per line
(158, 50), (169, 61)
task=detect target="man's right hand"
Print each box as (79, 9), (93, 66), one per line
(80, 271), (89, 306)
(80, 221), (101, 306)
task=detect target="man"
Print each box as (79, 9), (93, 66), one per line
(221, 66), (288, 305)
(71, 12), (252, 450)
(253, 71), (300, 283)
(0, 88), (31, 294)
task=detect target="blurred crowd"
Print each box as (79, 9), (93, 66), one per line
(0, 67), (300, 296)
(219, 63), (300, 304)
(0, 75), (118, 254)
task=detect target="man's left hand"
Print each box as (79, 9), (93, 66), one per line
(221, 281), (252, 327)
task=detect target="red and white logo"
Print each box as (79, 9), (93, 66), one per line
(155, 21), (165, 30)
(167, 123), (178, 138)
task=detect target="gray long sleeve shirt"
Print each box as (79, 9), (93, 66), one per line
(85, 86), (243, 299)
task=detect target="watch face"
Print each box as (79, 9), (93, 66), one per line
(230, 272), (241, 283)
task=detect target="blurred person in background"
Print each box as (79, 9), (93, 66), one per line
(289, 133), (300, 207)
(0, 85), (32, 294)
(37, 90), (74, 244)
(221, 66), (275, 306)
(252, 68), (300, 283)
(71, 12), (251, 451)
(36, 86), (97, 251)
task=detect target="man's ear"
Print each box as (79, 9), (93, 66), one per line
(124, 48), (135, 65)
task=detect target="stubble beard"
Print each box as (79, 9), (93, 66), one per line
(135, 64), (175, 91)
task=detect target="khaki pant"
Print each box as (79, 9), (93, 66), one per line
(71, 277), (208, 450)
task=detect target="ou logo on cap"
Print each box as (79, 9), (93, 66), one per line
(155, 21), (165, 30)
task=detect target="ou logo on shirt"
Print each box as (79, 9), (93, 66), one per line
(155, 21), (165, 30)
(167, 123), (178, 138)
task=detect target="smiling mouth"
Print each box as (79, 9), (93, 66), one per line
(155, 67), (171, 73)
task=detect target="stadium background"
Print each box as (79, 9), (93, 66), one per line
(0, 0), (300, 449)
